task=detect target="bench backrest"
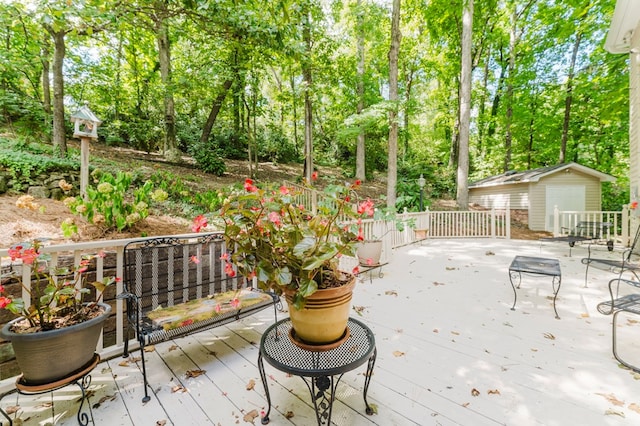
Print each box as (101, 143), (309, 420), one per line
(574, 221), (611, 239)
(124, 233), (245, 319)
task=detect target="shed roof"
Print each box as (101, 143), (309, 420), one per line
(605, 0), (640, 54)
(469, 162), (616, 189)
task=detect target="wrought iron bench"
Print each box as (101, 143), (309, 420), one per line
(596, 277), (640, 373)
(542, 221), (613, 256)
(581, 225), (640, 287)
(118, 233), (279, 403)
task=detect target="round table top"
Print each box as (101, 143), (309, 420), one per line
(260, 317), (376, 377)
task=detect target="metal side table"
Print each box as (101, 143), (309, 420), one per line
(258, 317), (376, 425)
(509, 255), (562, 319)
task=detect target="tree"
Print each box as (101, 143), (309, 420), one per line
(457, 0), (473, 210)
(355, 0), (366, 181)
(387, 0), (401, 208)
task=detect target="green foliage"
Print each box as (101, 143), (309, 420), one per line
(65, 170), (160, 232)
(188, 140), (227, 176)
(0, 137), (79, 190)
(257, 126), (300, 163)
(148, 170), (225, 213)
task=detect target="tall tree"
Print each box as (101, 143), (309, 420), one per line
(387, 0), (401, 208)
(302, 1), (314, 182)
(355, 0), (366, 181)
(457, 0), (473, 210)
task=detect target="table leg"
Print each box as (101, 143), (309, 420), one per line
(509, 270), (522, 311)
(301, 375), (342, 426)
(552, 276), (561, 319)
(0, 388), (18, 426)
(363, 348), (377, 415)
(258, 353), (272, 425)
(75, 374), (94, 426)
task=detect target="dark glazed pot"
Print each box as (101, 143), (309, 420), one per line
(0, 303), (111, 385)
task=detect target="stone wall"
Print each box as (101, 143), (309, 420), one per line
(0, 169), (81, 199)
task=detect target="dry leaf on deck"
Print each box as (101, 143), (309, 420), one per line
(393, 350), (405, 357)
(596, 393), (624, 406)
(353, 305), (366, 316)
(118, 360), (130, 367)
(243, 409), (259, 423)
(543, 332), (555, 340)
(604, 409), (625, 417)
(168, 345), (178, 351)
(156, 421), (167, 426)
(433, 328), (439, 333)
(462, 402), (470, 407)
(246, 379), (256, 390)
(171, 385), (185, 393)
(485, 251), (495, 256)
(368, 403), (379, 414)
(144, 345), (156, 353)
(186, 369), (206, 378)
(385, 290), (398, 297)
(432, 281), (445, 286)
(445, 266), (456, 270)
(5, 405), (20, 415)
(471, 388), (480, 397)
(628, 403), (640, 414)
(487, 389), (501, 395)
(451, 331), (460, 335)
(129, 356), (141, 362)
(285, 411), (295, 419)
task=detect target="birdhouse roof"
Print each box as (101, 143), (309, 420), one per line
(70, 105), (102, 124)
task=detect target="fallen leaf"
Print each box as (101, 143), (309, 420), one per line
(393, 350), (405, 357)
(445, 266), (456, 270)
(92, 394), (117, 409)
(353, 305), (366, 316)
(129, 356), (142, 362)
(543, 332), (555, 340)
(531, 348), (538, 352)
(144, 345), (156, 353)
(471, 388), (480, 397)
(487, 389), (501, 395)
(285, 411), (295, 419)
(385, 290), (398, 296)
(597, 393), (624, 406)
(433, 328), (439, 333)
(156, 421), (167, 426)
(629, 403), (640, 414)
(168, 345), (178, 351)
(246, 379), (256, 391)
(5, 405), (20, 415)
(581, 313), (590, 318)
(451, 331), (460, 335)
(633, 373), (640, 380)
(604, 409), (625, 417)
(462, 402), (470, 407)
(485, 251), (495, 255)
(432, 281), (445, 286)
(171, 385), (185, 393)
(243, 409), (259, 423)
(118, 360), (130, 367)
(395, 328), (403, 333)
(186, 369), (206, 378)
(367, 403), (379, 414)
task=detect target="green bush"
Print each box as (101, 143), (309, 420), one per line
(258, 126), (299, 163)
(64, 170), (162, 232)
(188, 141), (226, 176)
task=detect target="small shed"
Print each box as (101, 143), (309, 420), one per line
(468, 162), (615, 232)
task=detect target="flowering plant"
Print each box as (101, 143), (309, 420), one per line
(193, 177), (374, 309)
(0, 240), (117, 333)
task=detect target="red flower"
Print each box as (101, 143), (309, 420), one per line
(215, 304), (222, 313)
(8, 245), (23, 261)
(190, 255), (200, 264)
(357, 198), (375, 217)
(192, 214), (208, 232)
(0, 284), (4, 293)
(632, 201), (638, 210)
(279, 185), (290, 195)
(230, 298), (241, 309)
(244, 178), (258, 192)
(354, 179), (362, 186)
(0, 296), (11, 309)
(224, 261), (236, 277)
(311, 171), (318, 181)
(357, 227), (365, 241)
(268, 211), (282, 226)
(20, 248), (39, 265)
(220, 252), (230, 261)
(352, 266), (360, 275)
(181, 319), (194, 327)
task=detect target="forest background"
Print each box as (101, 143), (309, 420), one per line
(0, 0), (630, 215)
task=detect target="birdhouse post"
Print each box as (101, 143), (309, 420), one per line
(70, 104), (101, 199)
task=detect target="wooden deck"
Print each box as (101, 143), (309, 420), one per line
(2, 239), (640, 425)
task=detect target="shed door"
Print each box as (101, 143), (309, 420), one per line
(545, 185), (585, 232)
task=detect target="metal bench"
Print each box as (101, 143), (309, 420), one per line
(581, 225), (640, 287)
(597, 277), (640, 373)
(542, 221), (613, 256)
(118, 233), (279, 402)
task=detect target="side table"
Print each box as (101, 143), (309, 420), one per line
(258, 317), (376, 425)
(509, 255), (562, 319)
(0, 353), (99, 426)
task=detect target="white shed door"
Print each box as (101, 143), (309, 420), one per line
(545, 185), (585, 232)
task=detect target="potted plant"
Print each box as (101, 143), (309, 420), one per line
(356, 207), (415, 266)
(193, 177), (374, 346)
(0, 240), (116, 385)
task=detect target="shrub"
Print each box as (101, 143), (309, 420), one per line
(188, 141), (226, 176)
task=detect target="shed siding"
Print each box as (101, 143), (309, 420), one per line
(469, 183), (528, 209)
(528, 171), (602, 231)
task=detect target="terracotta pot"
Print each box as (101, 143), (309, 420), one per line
(286, 276), (356, 344)
(0, 303), (111, 385)
(356, 240), (383, 266)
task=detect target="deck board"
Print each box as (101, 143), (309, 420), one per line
(2, 239), (640, 425)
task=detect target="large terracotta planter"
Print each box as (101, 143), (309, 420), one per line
(357, 240), (383, 266)
(0, 303), (111, 385)
(286, 276), (356, 344)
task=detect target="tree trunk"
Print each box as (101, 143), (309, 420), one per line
(51, 29), (67, 157)
(41, 36), (51, 144)
(302, 6), (314, 182)
(200, 79), (233, 143)
(290, 74), (299, 158)
(457, 0), (473, 211)
(560, 32), (582, 164)
(355, 0), (366, 182)
(155, 2), (177, 160)
(504, 5), (516, 172)
(386, 0), (401, 209)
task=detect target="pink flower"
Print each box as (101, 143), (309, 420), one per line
(279, 185), (290, 195)
(311, 171), (318, 181)
(20, 248), (39, 265)
(0, 296), (10, 308)
(190, 255), (200, 264)
(352, 266), (360, 275)
(220, 252), (230, 261)
(8, 245), (23, 261)
(192, 214), (208, 232)
(97, 250), (106, 258)
(244, 178), (258, 192)
(224, 262), (236, 277)
(357, 227), (364, 241)
(632, 201), (638, 210)
(181, 319), (194, 326)
(357, 198), (375, 217)
(215, 304), (222, 313)
(230, 298), (240, 309)
(268, 211), (282, 226)
(366, 258), (374, 266)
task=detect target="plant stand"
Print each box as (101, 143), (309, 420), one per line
(358, 262), (388, 283)
(0, 354), (100, 426)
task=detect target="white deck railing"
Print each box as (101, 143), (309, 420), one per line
(552, 205), (632, 246)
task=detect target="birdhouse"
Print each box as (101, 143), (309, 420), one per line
(70, 103), (101, 139)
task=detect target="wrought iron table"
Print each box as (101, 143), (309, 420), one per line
(509, 256), (562, 319)
(258, 317), (376, 425)
(0, 353), (99, 426)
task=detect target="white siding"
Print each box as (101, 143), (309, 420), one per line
(469, 183), (528, 209)
(630, 27), (640, 207)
